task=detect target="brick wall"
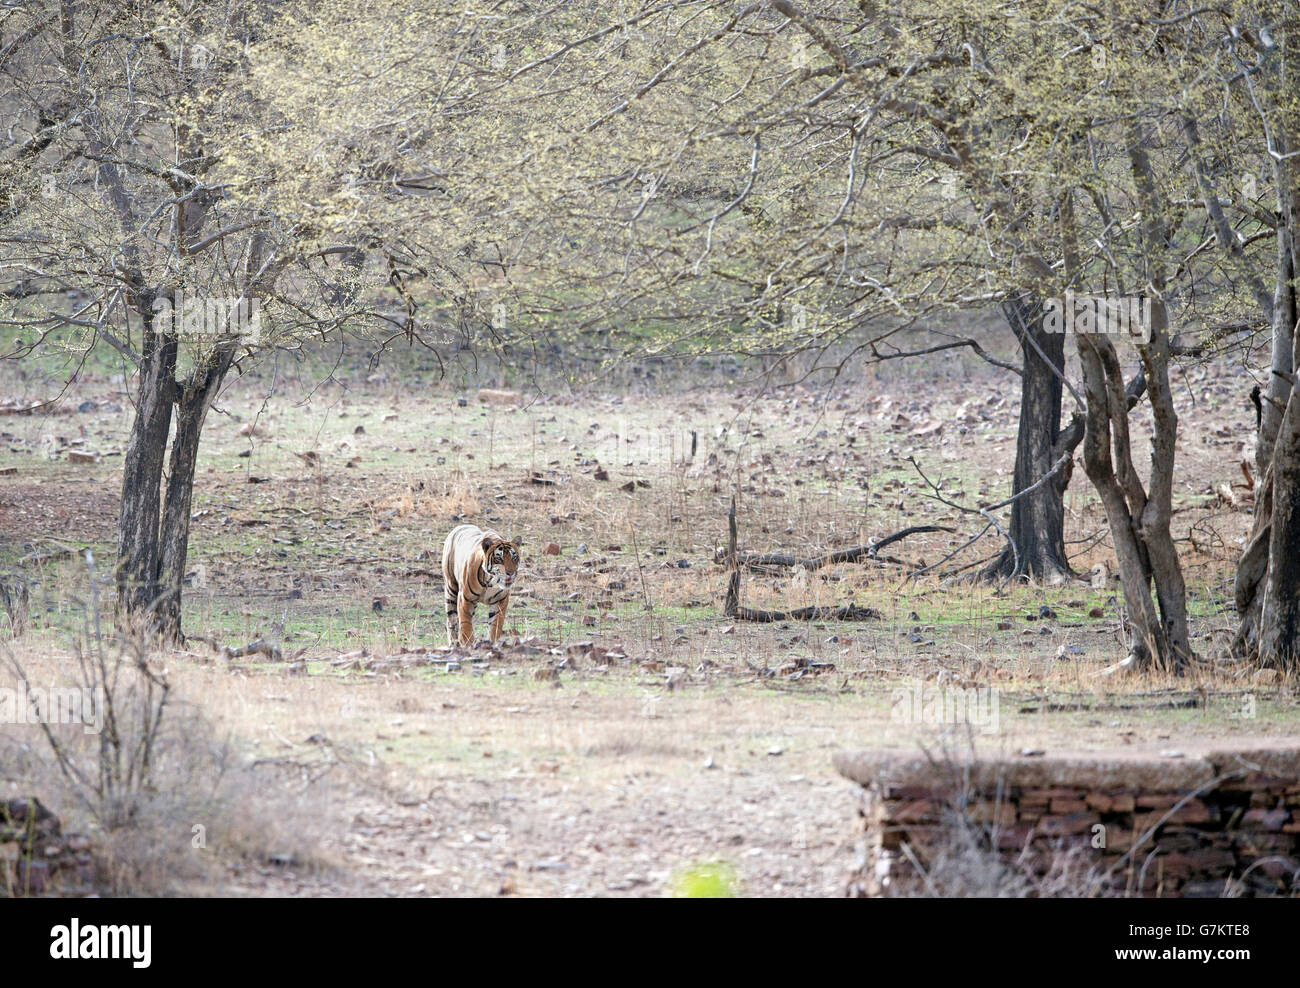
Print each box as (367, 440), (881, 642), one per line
(834, 747), (1300, 897)
(1, 797), (95, 896)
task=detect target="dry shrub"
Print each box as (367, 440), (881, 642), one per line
(2, 558), (340, 895)
(880, 740), (1110, 898)
(888, 802), (1108, 898)
(23, 708), (340, 896)
(369, 475), (481, 522)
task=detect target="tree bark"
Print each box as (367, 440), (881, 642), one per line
(981, 294), (1082, 584)
(1260, 348), (1300, 665)
(115, 300), (176, 628)
(1232, 15), (1300, 665)
(116, 281), (235, 643)
(155, 346), (235, 644)
(1063, 177), (1191, 673)
(1235, 29), (1300, 667)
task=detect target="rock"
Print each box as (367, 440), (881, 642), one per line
(1, 797), (59, 838)
(1101, 654), (1137, 677)
(1242, 808), (1290, 831)
(542, 542), (561, 555)
(1, 798), (92, 895)
(477, 388), (521, 406)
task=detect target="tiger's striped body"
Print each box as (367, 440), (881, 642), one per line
(441, 524), (520, 645)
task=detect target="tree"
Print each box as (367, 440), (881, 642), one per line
(450, 0), (1269, 668)
(0, 2), (435, 640)
(1232, 3), (1300, 669)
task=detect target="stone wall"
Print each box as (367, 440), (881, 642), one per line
(834, 746), (1300, 897)
(1, 797), (95, 896)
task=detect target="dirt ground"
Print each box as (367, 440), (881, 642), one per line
(1, 338), (1296, 896)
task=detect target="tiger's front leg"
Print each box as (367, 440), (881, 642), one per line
(445, 585), (460, 646)
(457, 592), (476, 645)
(488, 596), (509, 643)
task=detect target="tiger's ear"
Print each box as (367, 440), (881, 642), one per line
(481, 535), (495, 553)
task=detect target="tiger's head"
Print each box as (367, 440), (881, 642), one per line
(481, 535), (520, 590)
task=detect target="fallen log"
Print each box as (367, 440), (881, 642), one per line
(732, 603), (882, 623)
(720, 525), (954, 571)
(18, 547), (75, 568)
(1018, 696), (1202, 714)
(222, 639), (283, 662)
(722, 497), (884, 622)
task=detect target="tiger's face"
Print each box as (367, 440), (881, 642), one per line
(481, 537), (520, 590)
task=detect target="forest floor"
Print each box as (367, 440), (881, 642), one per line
(1, 340), (1295, 896)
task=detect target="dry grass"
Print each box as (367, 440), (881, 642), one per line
(2, 636), (344, 896)
(0, 342), (1296, 894)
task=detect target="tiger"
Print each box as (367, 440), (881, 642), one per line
(441, 523), (521, 646)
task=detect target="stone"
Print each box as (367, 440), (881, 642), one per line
(1242, 808), (1291, 831)
(839, 745), (1300, 898)
(969, 801), (1016, 828)
(1049, 797), (1089, 814)
(1036, 812), (1097, 836)
(891, 800), (932, 824)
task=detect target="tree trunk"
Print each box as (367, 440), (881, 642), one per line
(1260, 358), (1300, 666)
(155, 347), (235, 644)
(1132, 300), (1193, 667)
(115, 302), (176, 630)
(116, 283), (234, 643)
(1235, 39), (1300, 668)
(982, 294), (1082, 583)
(1063, 178), (1190, 673)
